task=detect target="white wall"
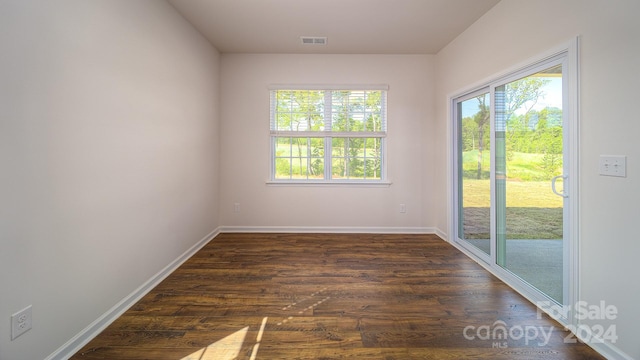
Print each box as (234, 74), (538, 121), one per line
(435, 0), (640, 358)
(219, 54), (435, 231)
(0, 1), (220, 359)
(5, 0), (637, 358)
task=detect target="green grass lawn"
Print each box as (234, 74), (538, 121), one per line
(462, 150), (562, 182)
(462, 179), (563, 208)
(462, 207), (562, 239)
(461, 177), (563, 239)
(460, 149), (563, 238)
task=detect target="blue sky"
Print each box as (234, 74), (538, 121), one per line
(460, 76), (562, 119)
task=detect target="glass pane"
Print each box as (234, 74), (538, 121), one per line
(365, 138), (381, 157)
(308, 138), (325, 179)
(331, 157), (346, 179)
(275, 137), (292, 157)
(331, 90), (383, 132)
(276, 91), (293, 131)
(274, 137), (324, 180)
(347, 138), (364, 178)
(309, 137), (325, 157)
(274, 158), (292, 179)
(496, 64), (564, 303)
(457, 93), (491, 256)
(310, 158), (324, 179)
(348, 138), (364, 154)
(332, 138), (346, 156)
(275, 90), (324, 132)
(365, 158), (381, 179)
(331, 137), (347, 179)
(331, 91), (349, 132)
(330, 137), (382, 180)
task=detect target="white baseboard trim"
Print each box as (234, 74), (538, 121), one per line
(219, 226), (439, 235)
(434, 227), (448, 241)
(45, 227), (221, 360)
(585, 339), (634, 360)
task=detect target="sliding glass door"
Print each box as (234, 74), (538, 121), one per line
(495, 64), (566, 304)
(454, 54), (572, 306)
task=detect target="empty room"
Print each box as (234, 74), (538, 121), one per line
(1, 0), (639, 359)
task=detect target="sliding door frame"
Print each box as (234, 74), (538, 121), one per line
(449, 38), (580, 327)
(452, 87), (493, 263)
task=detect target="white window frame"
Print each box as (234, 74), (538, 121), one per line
(268, 85), (390, 186)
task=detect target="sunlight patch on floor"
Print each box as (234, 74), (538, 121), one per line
(180, 326), (249, 360)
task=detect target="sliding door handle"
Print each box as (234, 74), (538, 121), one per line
(551, 175), (568, 198)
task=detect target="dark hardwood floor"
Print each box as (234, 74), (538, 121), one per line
(70, 233), (603, 359)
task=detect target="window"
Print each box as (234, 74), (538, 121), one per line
(269, 86), (388, 183)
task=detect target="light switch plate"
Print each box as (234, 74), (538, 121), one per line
(599, 155), (626, 177)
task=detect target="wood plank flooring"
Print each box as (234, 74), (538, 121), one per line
(70, 233), (604, 359)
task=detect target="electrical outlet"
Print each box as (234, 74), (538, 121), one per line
(11, 305), (32, 340)
(399, 204), (406, 213)
(234, 203), (240, 213)
(599, 155), (626, 177)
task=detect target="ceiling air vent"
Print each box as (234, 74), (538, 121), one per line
(300, 36), (327, 45)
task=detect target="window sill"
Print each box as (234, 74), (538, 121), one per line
(266, 180), (392, 187)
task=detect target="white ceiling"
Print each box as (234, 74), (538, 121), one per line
(168, 0), (500, 54)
